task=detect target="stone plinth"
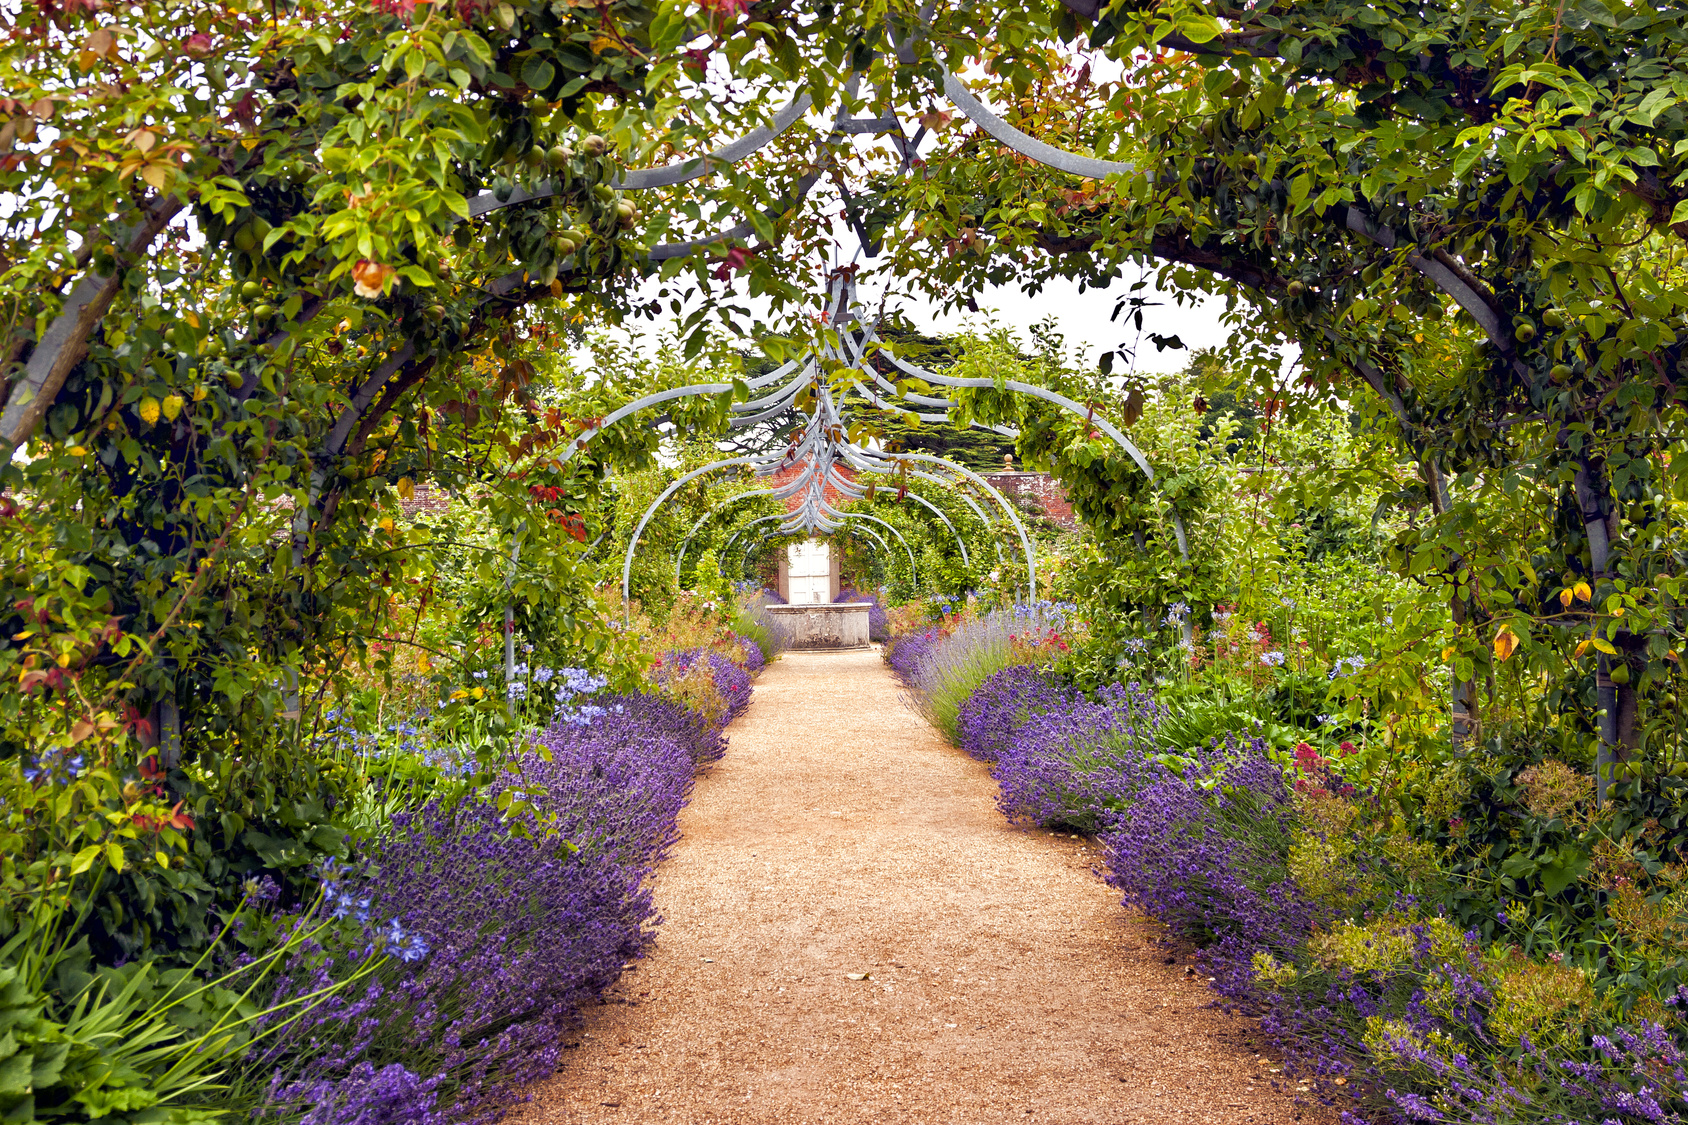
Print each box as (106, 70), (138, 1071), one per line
(766, 603), (872, 650)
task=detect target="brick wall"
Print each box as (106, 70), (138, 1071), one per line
(980, 471), (1078, 529)
(397, 482), (456, 520)
(762, 463), (860, 512)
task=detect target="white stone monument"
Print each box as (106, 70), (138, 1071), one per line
(769, 539), (870, 648)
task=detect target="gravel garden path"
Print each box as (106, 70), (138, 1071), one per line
(517, 649), (1335, 1125)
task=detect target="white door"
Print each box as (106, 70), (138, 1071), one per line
(787, 539), (831, 604)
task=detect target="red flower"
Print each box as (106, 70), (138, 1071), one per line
(134, 800), (195, 834)
(698, 0), (751, 17)
(711, 245), (755, 280)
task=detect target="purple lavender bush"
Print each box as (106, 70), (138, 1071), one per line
(731, 631), (766, 674)
(1101, 732), (1315, 996)
(885, 627), (943, 681)
(992, 683), (1167, 832)
(956, 664), (1072, 763)
(255, 692), (713, 1123)
(657, 648), (751, 731)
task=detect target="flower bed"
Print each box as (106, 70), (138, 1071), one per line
(250, 688), (735, 1122)
(926, 649), (1688, 1125)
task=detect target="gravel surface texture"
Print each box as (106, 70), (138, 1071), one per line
(515, 649), (1337, 1125)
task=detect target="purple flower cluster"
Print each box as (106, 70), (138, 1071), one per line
(1102, 733), (1316, 997)
(289, 1062), (447, 1125)
(885, 627), (944, 680)
(993, 683), (1169, 834)
(731, 632), (766, 674)
(257, 691), (719, 1122)
(835, 587), (890, 641)
(956, 665), (1072, 763)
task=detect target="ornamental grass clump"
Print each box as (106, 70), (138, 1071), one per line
(993, 682), (1167, 833)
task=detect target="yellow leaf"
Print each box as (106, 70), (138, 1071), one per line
(68, 718), (97, 744)
(1441, 646), (1455, 662)
(377, 517), (395, 532)
(67, 445), (87, 456)
(396, 477), (414, 499)
(106, 840), (125, 872)
(550, 278), (563, 297)
(1592, 638), (1618, 655)
(139, 162), (171, 192)
(1559, 588), (1573, 609)
(155, 851), (170, 869)
(1574, 581), (1592, 602)
(1611, 605), (1624, 617)
(1575, 639), (1592, 657)
(185, 310), (200, 328)
(1493, 627), (1519, 662)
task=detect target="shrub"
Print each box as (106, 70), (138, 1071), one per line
(1100, 733), (1317, 997)
(729, 630), (767, 674)
(900, 606), (1071, 743)
(255, 693), (706, 1123)
(956, 664), (1074, 763)
(993, 683), (1167, 833)
(884, 626), (943, 681)
(740, 591), (791, 658)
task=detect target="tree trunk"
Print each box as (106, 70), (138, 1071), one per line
(1424, 459), (1477, 751)
(1574, 457), (1623, 801)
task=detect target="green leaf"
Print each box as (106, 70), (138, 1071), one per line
(1577, 0), (1617, 26)
(0, 1053), (31, 1097)
(1175, 13), (1224, 43)
(521, 56), (555, 91)
(1539, 847), (1589, 895)
(69, 845), (101, 875)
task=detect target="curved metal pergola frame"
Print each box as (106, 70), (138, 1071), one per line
(731, 512), (916, 589)
(677, 477), (974, 590)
